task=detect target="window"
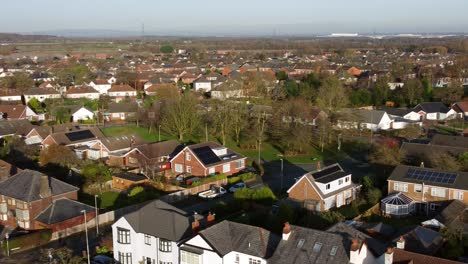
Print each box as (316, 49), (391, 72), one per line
(394, 183), (408, 192)
(338, 179), (343, 185)
(175, 164), (183, 173)
(180, 251), (200, 264)
(223, 163), (230, 173)
(344, 189), (352, 198)
(186, 152), (191, 161)
(414, 184), (422, 193)
(234, 159), (244, 169)
(431, 188), (446, 198)
(454, 191), (464, 200)
(345, 177), (349, 182)
(249, 258), (261, 264)
(144, 234), (151, 245)
(313, 242), (323, 253)
(159, 239), (172, 252)
(235, 254), (240, 264)
(117, 228), (131, 244)
(208, 167), (215, 175)
(326, 184), (330, 190)
(16, 209), (30, 221)
(118, 252), (132, 264)
(430, 203), (440, 210)
(186, 166), (191, 174)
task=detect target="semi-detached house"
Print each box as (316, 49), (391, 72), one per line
(170, 142), (246, 177)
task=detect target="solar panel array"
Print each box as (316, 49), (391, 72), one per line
(192, 146), (221, 165)
(65, 130), (95, 142)
(312, 165), (342, 180)
(405, 168), (457, 184)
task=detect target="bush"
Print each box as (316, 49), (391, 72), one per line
(128, 186), (144, 197)
(228, 172), (255, 184)
(191, 174), (227, 187)
(234, 188), (254, 200)
(367, 188), (383, 205)
(251, 186), (276, 205)
(252, 161), (265, 176)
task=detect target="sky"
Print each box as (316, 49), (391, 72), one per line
(1, 0), (467, 36)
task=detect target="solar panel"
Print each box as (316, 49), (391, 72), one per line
(405, 168), (457, 184)
(312, 165), (342, 180)
(192, 146), (221, 165)
(65, 130), (96, 142)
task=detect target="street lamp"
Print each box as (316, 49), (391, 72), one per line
(81, 210), (90, 264)
(280, 158), (284, 191)
(158, 125), (161, 142)
(5, 233), (9, 257)
(94, 195), (99, 235)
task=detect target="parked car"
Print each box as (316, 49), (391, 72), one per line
(92, 255), (114, 264)
(198, 185), (226, 199)
(229, 182), (246, 193)
(185, 176), (201, 186)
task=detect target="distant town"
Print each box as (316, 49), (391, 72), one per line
(0, 33), (467, 264)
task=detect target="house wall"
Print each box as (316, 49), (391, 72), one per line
(44, 211), (96, 232)
(72, 108), (94, 121)
(315, 174), (352, 195)
(388, 180), (468, 206)
(224, 251), (266, 264)
(287, 177), (324, 211)
(66, 93), (100, 100)
(194, 82), (211, 92)
(0, 95), (22, 101)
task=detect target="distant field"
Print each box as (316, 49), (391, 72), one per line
(10, 41), (134, 56)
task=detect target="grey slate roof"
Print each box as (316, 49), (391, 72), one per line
(413, 102), (449, 114)
(35, 198), (95, 225)
(106, 102), (138, 113)
(435, 200), (467, 232)
(388, 165), (468, 191)
(308, 163), (349, 184)
(0, 119), (34, 136)
(430, 134), (468, 148)
(0, 170), (79, 202)
(198, 220), (280, 258)
(123, 199), (194, 242)
(269, 225), (349, 264)
(327, 222), (388, 257)
(135, 140), (181, 160)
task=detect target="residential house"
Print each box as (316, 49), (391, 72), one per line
(0, 169), (94, 231)
(181, 220), (279, 264)
(24, 123), (82, 145)
(86, 135), (146, 161)
(0, 104), (41, 121)
(88, 79), (112, 94)
(112, 173), (149, 191)
(0, 89), (22, 102)
(112, 199), (200, 264)
(108, 84), (137, 102)
(451, 101), (468, 120)
(397, 226), (444, 255)
(65, 86), (100, 100)
(337, 109), (393, 131)
(24, 87), (60, 103)
(170, 142), (246, 177)
(193, 73), (225, 92)
(412, 102), (456, 121)
(69, 106), (95, 122)
(41, 127), (104, 154)
(144, 82), (178, 96)
(0, 159), (21, 182)
(382, 165), (468, 217)
(103, 102), (138, 122)
(287, 163), (360, 212)
(0, 119), (34, 138)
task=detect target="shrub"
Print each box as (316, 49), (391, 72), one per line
(367, 188), (383, 205)
(252, 161), (265, 176)
(191, 174), (227, 187)
(128, 186), (144, 197)
(251, 186), (276, 205)
(228, 172), (255, 184)
(234, 188), (254, 200)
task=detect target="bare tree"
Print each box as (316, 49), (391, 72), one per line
(316, 76), (348, 117)
(162, 93), (200, 141)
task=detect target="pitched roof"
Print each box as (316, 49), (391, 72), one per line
(0, 119), (34, 136)
(108, 84), (136, 92)
(306, 163), (349, 184)
(0, 170), (78, 202)
(435, 200), (467, 231)
(24, 87), (60, 95)
(393, 248), (463, 264)
(106, 102), (138, 113)
(47, 127), (104, 145)
(430, 134), (468, 148)
(399, 226), (444, 255)
(269, 224), (349, 264)
(35, 198), (94, 225)
(0, 104), (28, 119)
(199, 220), (280, 258)
(99, 135), (146, 152)
(0, 89), (21, 97)
(401, 142), (467, 159)
(123, 199), (194, 241)
(182, 141), (245, 167)
(413, 102), (449, 114)
(388, 165), (468, 191)
(66, 86), (99, 94)
(135, 140), (181, 159)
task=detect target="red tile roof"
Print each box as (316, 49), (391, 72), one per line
(393, 248), (463, 264)
(108, 84), (136, 92)
(0, 104), (27, 119)
(66, 86), (99, 94)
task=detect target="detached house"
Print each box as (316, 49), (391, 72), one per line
(88, 79), (112, 94)
(412, 102), (456, 121)
(287, 163), (360, 211)
(381, 165), (468, 217)
(451, 101), (468, 120)
(0, 104), (41, 121)
(65, 86), (100, 100)
(103, 102), (138, 122)
(337, 109), (393, 131)
(108, 84), (137, 102)
(24, 87), (60, 102)
(0, 89), (22, 102)
(0, 170), (95, 231)
(112, 199), (202, 264)
(170, 142), (246, 177)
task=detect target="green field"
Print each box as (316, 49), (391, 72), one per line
(101, 126), (175, 142)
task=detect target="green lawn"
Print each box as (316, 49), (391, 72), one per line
(99, 191), (121, 209)
(101, 126), (175, 142)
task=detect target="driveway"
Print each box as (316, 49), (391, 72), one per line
(172, 193), (234, 215)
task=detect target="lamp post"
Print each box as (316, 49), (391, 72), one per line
(5, 233), (9, 257)
(158, 125), (161, 142)
(280, 158), (284, 191)
(94, 195), (99, 235)
(81, 210), (90, 264)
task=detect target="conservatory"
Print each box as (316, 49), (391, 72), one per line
(381, 192), (416, 217)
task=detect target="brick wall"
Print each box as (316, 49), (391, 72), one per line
(388, 181), (468, 205)
(288, 177), (324, 211)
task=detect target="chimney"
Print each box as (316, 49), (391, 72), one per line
(396, 236), (405, 249)
(192, 213), (200, 231)
(0, 166), (8, 182)
(39, 175), (52, 198)
(317, 161), (321, 171)
(384, 247), (394, 264)
(349, 239), (360, 264)
(282, 222), (291, 241)
(207, 212), (215, 223)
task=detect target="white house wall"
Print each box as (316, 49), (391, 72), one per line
(315, 174), (352, 195)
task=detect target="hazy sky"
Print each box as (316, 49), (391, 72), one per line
(1, 0), (467, 35)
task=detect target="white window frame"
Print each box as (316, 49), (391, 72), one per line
(144, 234), (151, 245)
(186, 166), (192, 174)
(159, 238), (172, 252)
(175, 164), (183, 173)
(454, 190), (464, 200)
(209, 167), (215, 175)
(394, 183), (408, 192)
(180, 250), (200, 264)
(186, 152), (191, 161)
(223, 163), (230, 173)
(431, 187), (446, 198)
(414, 184), (422, 193)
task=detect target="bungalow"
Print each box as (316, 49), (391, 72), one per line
(193, 73), (225, 92)
(0, 119), (34, 138)
(88, 79), (112, 94)
(0, 104), (41, 121)
(24, 123), (82, 145)
(337, 109), (393, 131)
(451, 101), (468, 120)
(287, 163), (360, 211)
(24, 87), (60, 103)
(170, 142), (246, 177)
(41, 127), (104, 151)
(69, 106), (95, 122)
(103, 102), (138, 122)
(412, 102), (456, 121)
(0, 169), (94, 231)
(108, 84), (137, 103)
(144, 82), (178, 96)
(0, 89), (22, 102)
(65, 86), (100, 100)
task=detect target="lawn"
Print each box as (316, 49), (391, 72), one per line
(101, 126), (175, 142)
(99, 191), (121, 209)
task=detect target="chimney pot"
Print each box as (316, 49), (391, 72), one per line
(396, 236), (405, 249)
(282, 222), (291, 241)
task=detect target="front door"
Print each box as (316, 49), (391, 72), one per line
(336, 193), (343, 208)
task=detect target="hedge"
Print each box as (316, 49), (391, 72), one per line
(2, 229), (52, 255)
(227, 172), (255, 184)
(191, 173), (227, 187)
(234, 186), (276, 205)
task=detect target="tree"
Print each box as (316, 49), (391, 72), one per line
(28, 97), (42, 112)
(81, 163), (112, 194)
(402, 79), (424, 106)
(434, 80), (464, 105)
(39, 144), (79, 167)
(51, 106), (71, 124)
(211, 102), (233, 146)
(349, 89), (372, 106)
(372, 77), (390, 105)
(0, 72), (33, 93)
(458, 152), (468, 171)
(230, 103), (248, 145)
(160, 45), (174, 54)
(115, 71), (137, 86)
(162, 93), (200, 141)
(277, 70), (288, 81)
(368, 138), (404, 166)
(51, 63), (93, 86)
(424, 152), (461, 171)
(316, 76), (348, 116)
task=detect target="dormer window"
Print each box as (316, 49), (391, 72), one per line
(345, 177), (349, 182)
(313, 242), (323, 253)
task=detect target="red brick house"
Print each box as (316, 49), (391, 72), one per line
(170, 142), (246, 177)
(0, 170), (94, 231)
